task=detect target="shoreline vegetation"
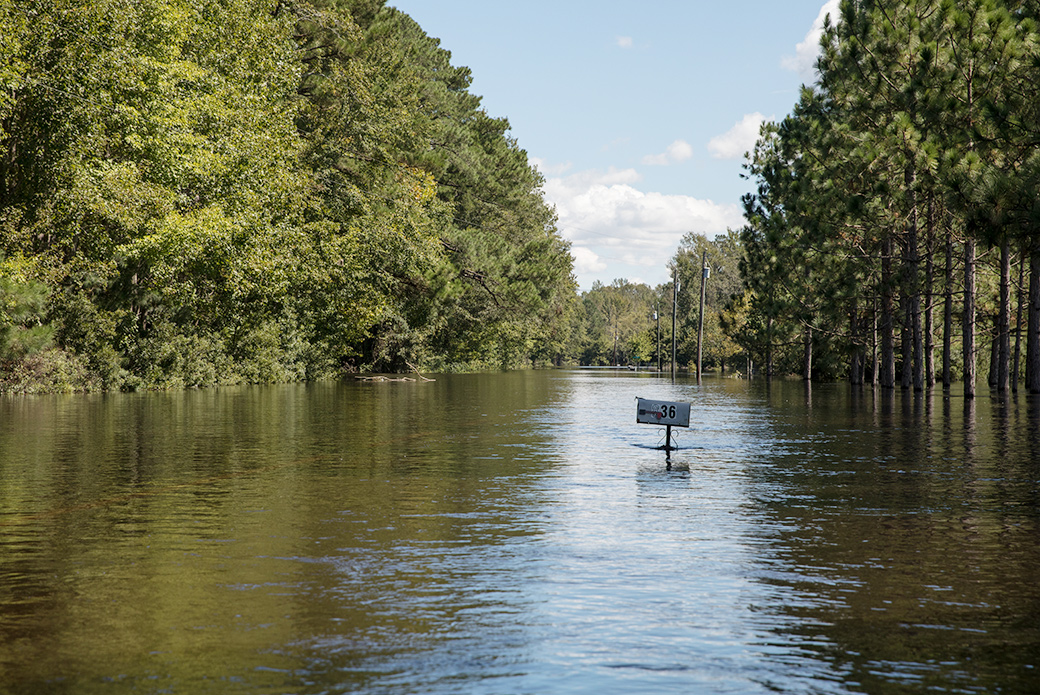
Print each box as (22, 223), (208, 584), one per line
(4, 1), (1040, 395)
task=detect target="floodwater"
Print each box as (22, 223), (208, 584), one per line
(0, 370), (1037, 694)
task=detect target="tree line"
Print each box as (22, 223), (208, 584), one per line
(8, 0), (1036, 394)
(0, 0), (575, 392)
(565, 230), (747, 374)
(739, 0), (1040, 395)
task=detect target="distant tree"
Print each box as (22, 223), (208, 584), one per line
(576, 280), (655, 366)
(672, 230), (744, 373)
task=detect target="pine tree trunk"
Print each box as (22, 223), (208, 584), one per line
(901, 290), (913, 390)
(803, 326), (812, 381)
(924, 199), (936, 386)
(850, 301), (863, 385)
(872, 298), (879, 386)
(903, 173), (924, 392)
(881, 237), (896, 388)
(997, 240), (1011, 392)
(988, 325), (998, 389)
(963, 238), (977, 398)
(766, 315), (774, 380)
(1012, 250), (1024, 392)
(943, 235), (953, 389)
(1027, 248), (1040, 394)
(912, 291), (925, 392)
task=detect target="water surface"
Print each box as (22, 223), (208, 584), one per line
(1, 371), (1037, 694)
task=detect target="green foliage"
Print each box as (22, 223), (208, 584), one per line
(351, 8), (576, 371)
(0, 0), (574, 391)
(573, 279), (658, 367)
(737, 0), (1040, 387)
(0, 257), (52, 364)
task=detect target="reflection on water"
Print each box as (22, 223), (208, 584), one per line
(747, 381), (1040, 694)
(0, 372), (1038, 694)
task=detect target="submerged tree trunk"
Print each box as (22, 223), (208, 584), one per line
(963, 237), (977, 398)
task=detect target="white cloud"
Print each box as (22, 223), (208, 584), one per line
(571, 246), (607, 274)
(707, 113), (769, 161)
(782, 0), (841, 82)
(541, 168), (745, 288)
(642, 139), (694, 166)
(555, 166), (642, 189)
(543, 168), (744, 263)
(616, 36), (633, 49)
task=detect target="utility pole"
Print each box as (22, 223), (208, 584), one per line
(671, 269), (680, 379)
(655, 305), (661, 373)
(697, 250), (708, 384)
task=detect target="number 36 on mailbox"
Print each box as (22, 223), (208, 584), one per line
(636, 398), (691, 428)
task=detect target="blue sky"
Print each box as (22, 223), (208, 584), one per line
(390, 0), (840, 290)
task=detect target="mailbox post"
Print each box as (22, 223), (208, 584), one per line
(636, 397), (691, 452)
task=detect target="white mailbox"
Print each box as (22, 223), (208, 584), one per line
(636, 398), (691, 428)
